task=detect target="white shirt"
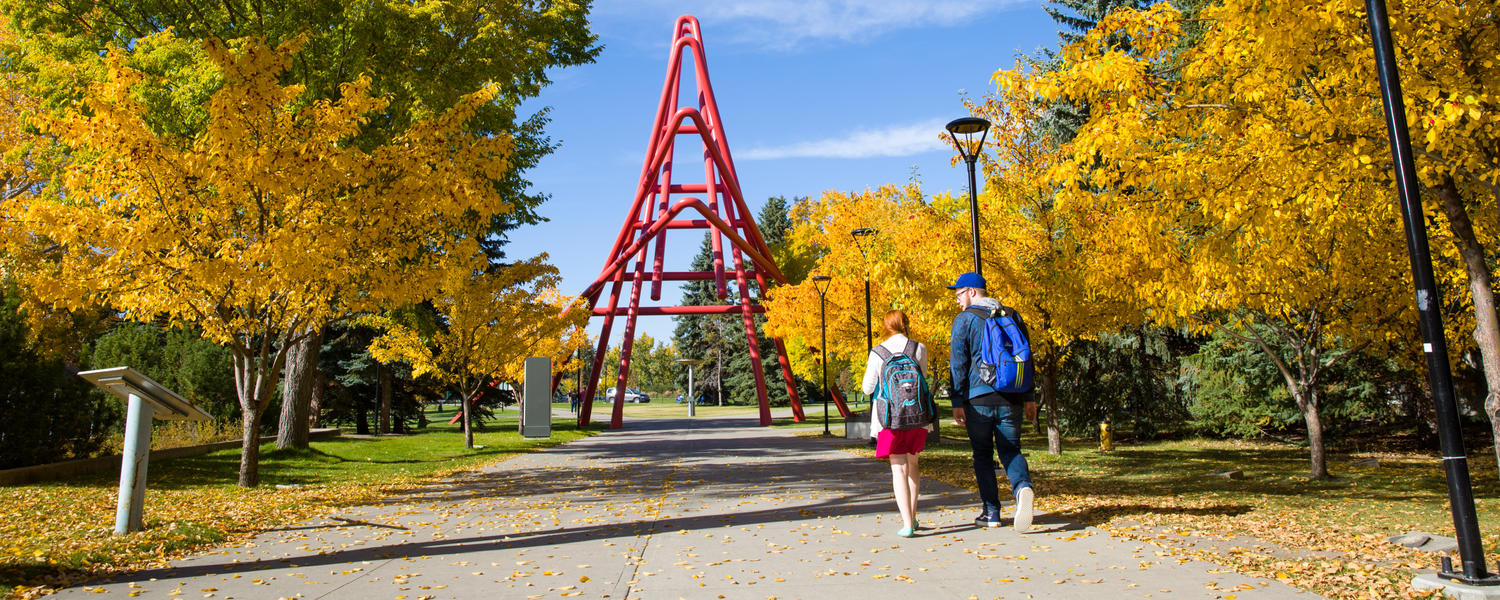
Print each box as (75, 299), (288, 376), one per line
(860, 334), (930, 436)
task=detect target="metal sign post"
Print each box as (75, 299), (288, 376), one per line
(79, 367), (210, 534)
(677, 359), (707, 418)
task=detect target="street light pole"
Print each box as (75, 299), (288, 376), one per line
(813, 275), (832, 437)
(1365, 0), (1499, 586)
(946, 117), (992, 277)
(851, 228), (876, 354)
(851, 228), (876, 416)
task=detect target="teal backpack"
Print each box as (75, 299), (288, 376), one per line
(873, 339), (936, 430)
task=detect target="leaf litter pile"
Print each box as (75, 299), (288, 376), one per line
(830, 433), (1499, 600)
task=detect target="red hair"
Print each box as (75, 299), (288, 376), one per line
(882, 310), (909, 337)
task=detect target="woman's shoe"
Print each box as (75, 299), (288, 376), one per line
(897, 527), (915, 538)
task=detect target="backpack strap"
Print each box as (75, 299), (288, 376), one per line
(964, 306), (991, 319)
(903, 339), (918, 361)
(872, 345), (893, 361)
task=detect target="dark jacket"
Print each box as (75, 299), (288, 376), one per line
(948, 297), (1035, 409)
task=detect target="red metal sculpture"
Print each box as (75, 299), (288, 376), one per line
(569, 15), (851, 429)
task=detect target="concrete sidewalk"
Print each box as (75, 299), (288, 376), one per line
(55, 415), (1321, 599)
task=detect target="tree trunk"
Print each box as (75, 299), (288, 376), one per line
(233, 337), (292, 488)
(1043, 356), (1061, 455)
(1238, 313), (1330, 480)
(355, 396), (369, 434)
(276, 328), (322, 449)
(309, 370), (325, 429)
(1133, 327), (1156, 439)
(379, 365), (393, 435)
(1435, 179), (1500, 478)
(1301, 387), (1329, 479)
(239, 404), (263, 487)
(462, 385), (474, 449)
(1412, 379), (1439, 447)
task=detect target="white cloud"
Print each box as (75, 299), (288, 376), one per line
(739, 118), (950, 160)
(599, 0), (1026, 48)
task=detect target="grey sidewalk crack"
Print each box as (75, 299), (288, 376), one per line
(312, 554), (396, 600)
(615, 457), (683, 599)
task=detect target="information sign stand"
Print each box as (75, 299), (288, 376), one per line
(79, 367), (210, 534)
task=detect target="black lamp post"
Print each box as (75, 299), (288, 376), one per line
(850, 228), (876, 355)
(946, 116), (991, 277)
(1365, 0), (1499, 587)
(812, 275), (832, 436)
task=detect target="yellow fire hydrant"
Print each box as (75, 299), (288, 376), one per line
(1099, 420), (1114, 452)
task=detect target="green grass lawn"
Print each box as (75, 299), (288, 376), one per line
(608, 400), (762, 419)
(0, 407), (593, 599)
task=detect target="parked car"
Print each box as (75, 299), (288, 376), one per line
(602, 387), (651, 403)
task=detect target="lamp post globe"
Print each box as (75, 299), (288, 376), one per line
(946, 116), (991, 277)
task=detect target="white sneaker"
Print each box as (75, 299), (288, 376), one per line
(1013, 487), (1033, 532)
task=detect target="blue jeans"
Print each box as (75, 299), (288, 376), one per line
(964, 403), (1033, 511)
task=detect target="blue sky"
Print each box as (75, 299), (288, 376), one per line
(507, 0), (1062, 346)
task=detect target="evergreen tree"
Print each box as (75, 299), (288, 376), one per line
(0, 283), (118, 469)
(760, 195), (817, 286)
(672, 198), (819, 406)
(318, 323), (425, 435)
(1056, 328), (1199, 440)
(89, 322), (238, 421)
(672, 232), (734, 402)
(760, 197), (792, 246)
(1043, 0), (1147, 46)
(1030, 0), (1149, 145)
(724, 197), (819, 406)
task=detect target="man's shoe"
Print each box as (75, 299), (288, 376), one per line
(974, 507), (1001, 528)
(1013, 487), (1034, 532)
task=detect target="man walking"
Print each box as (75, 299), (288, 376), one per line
(947, 272), (1037, 532)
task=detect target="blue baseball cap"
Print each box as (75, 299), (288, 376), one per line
(947, 272), (986, 290)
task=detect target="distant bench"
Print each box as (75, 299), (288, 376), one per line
(0, 428), (341, 486)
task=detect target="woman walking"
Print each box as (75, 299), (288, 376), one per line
(861, 310), (933, 538)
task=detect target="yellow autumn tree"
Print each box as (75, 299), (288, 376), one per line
(1134, 0), (1500, 473)
(764, 96), (1134, 454)
(1014, 2), (1419, 477)
(7, 34), (515, 486)
(368, 250), (589, 449)
(0, 20), (63, 274)
(0, 26), (43, 205)
(764, 184), (958, 407)
(946, 87), (1144, 454)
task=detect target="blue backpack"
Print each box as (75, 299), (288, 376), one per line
(966, 306), (1033, 393)
(873, 339), (936, 430)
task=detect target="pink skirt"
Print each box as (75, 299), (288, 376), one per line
(875, 427), (927, 458)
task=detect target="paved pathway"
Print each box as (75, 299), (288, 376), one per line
(56, 414), (1321, 599)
